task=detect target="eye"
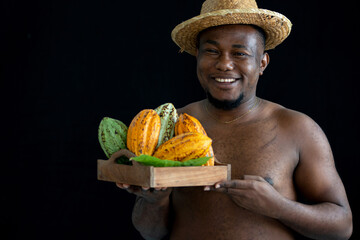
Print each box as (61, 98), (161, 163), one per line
(204, 48), (219, 55)
(233, 52), (247, 57)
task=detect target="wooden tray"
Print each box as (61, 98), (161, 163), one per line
(97, 149), (231, 188)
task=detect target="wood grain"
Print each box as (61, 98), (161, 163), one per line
(97, 159), (230, 187)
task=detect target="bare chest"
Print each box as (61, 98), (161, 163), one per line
(206, 119), (298, 197)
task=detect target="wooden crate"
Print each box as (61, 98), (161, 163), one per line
(97, 158), (231, 188)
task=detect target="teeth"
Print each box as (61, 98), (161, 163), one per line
(215, 78), (236, 83)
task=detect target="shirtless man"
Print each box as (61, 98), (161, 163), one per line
(116, 1), (352, 239)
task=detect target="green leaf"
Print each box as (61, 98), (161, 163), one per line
(131, 155), (211, 167)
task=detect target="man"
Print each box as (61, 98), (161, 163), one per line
(117, 0), (353, 239)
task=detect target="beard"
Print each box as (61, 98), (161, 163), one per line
(207, 91), (244, 110)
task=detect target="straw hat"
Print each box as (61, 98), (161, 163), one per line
(171, 0), (292, 55)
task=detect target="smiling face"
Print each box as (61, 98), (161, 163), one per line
(196, 24), (269, 110)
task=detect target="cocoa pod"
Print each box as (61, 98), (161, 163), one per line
(175, 113), (215, 166)
(175, 113), (207, 135)
(127, 109), (161, 156)
(154, 103), (178, 148)
(98, 117), (128, 158)
(153, 132), (212, 162)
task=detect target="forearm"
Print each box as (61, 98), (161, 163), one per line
(132, 196), (171, 240)
(277, 199), (352, 240)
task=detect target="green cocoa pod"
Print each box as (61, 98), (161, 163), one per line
(154, 103), (179, 147)
(98, 117), (128, 159)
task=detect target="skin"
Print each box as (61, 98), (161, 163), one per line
(117, 25), (352, 240)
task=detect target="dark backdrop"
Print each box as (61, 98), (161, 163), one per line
(2, 0), (359, 239)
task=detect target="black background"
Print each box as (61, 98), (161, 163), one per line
(2, 0), (359, 239)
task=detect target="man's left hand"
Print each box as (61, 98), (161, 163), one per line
(206, 175), (284, 218)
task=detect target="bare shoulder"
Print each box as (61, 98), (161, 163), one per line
(264, 100), (323, 141)
(264, 100), (341, 198)
(262, 100), (333, 165)
(177, 100), (205, 118)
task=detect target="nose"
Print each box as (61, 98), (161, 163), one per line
(216, 54), (234, 71)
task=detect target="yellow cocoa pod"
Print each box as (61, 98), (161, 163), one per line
(127, 109), (161, 156)
(175, 113), (215, 166)
(153, 132), (212, 162)
(175, 113), (207, 135)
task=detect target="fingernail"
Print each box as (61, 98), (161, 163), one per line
(215, 184), (220, 189)
(204, 186), (210, 191)
(123, 184), (130, 189)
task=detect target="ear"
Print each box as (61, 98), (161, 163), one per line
(259, 52), (269, 76)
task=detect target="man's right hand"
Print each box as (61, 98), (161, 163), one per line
(116, 183), (172, 204)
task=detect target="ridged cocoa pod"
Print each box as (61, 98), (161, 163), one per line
(154, 103), (178, 148)
(127, 109), (161, 156)
(98, 117), (128, 158)
(175, 113), (215, 166)
(153, 132), (212, 162)
(175, 113), (207, 135)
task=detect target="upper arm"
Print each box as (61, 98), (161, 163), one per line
(292, 114), (349, 208)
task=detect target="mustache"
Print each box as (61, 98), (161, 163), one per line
(206, 91), (244, 110)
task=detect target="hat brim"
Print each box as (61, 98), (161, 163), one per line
(171, 8), (292, 55)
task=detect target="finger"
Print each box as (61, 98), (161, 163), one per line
(226, 188), (247, 196)
(211, 186), (245, 195)
(243, 175), (274, 186)
(218, 180), (247, 189)
(211, 187), (228, 193)
(116, 183), (130, 189)
(204, 182), (223, 191)
(115, 184), (142, 195)
(243, 175), (265, 181)
(210, 184), (250, 197)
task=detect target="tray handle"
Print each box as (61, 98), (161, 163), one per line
(109, 149), (136, 161)
(104, 149), (145, 168)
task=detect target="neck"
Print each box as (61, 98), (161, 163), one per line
(204, 96), (259, 124)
